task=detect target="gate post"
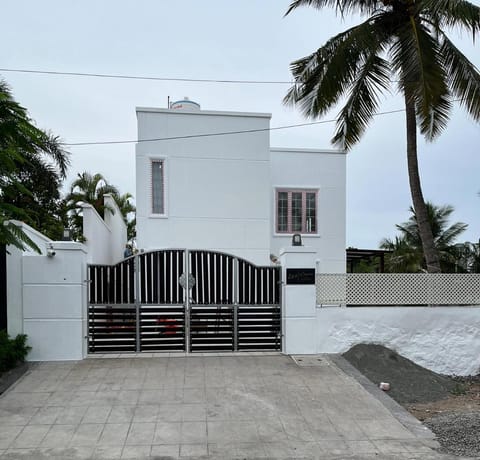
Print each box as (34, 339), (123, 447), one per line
(134, 254), (141, 353)
(185, 250), (190, 353)
(279, 247), (317, 355)
(233, 257), (238, 351)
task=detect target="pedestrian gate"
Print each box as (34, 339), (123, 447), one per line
(88, 250), (281, 353)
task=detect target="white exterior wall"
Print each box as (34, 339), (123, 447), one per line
(82, 205), (110, 265)
(103, 194), (128, 264)
(316, 306), (480, 376)
(270, 148), (347, 273)
(136, 107), (272, 265)
(82, 195), (127, 265)
(6, 221), (52, 337)
(22, 242), (87, 361)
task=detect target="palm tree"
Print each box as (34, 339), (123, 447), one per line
(380, 202), (468, 272)
(380, 235), (424, 272)
(0, 80), (69, 251)
(65, 173), (137, 242)
(284, 0), (480, 273)
(65, 172), (119, 241)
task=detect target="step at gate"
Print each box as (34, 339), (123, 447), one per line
(88, 250), (281, 354)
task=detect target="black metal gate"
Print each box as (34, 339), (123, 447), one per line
(88, 250), (281, 353)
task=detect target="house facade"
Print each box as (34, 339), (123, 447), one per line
(135, 99), (346, 272)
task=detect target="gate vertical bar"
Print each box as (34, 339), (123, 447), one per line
(185, 250), (190, 353)
(233, 257), (238, 351)
(135, 254), (141, 353)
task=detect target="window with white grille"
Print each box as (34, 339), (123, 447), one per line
(151, 160), (165, 214)
(276, 189), (317, 234)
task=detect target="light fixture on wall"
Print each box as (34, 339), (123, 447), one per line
(62, 228), (72, 241)
(292, 233), (302, 247)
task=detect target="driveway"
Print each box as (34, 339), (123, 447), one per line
(0, 353), (462, 459)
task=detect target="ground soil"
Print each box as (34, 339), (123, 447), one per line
(408, 379), (480, 421)
(343, 343), (457, 404)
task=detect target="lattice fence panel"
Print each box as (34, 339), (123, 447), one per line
(316, 274), (480, 306)
(428, 274), (480, 305)
(316, 274), (346, 304)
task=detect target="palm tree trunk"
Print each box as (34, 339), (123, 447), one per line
(404, 92), (441, 273)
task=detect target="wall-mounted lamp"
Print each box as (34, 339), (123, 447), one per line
(292, 233), (302, 247)
(62, 228), (72, 241)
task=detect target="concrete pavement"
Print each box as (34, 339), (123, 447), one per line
(0, 354), (461, 459)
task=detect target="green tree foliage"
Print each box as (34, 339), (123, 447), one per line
(380, 203), (468, 272)
(284, 0), (480, 273)
(65, 172), (136, 242)
(2, 154), (68, 241)
(0, 80), (69, 250)
(452, 241), (480, 273)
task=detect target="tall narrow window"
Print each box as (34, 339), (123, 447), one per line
(306, 192), (316, 232)
(275, 189), (317, 234)
(151, 160), (164, 214)
(277, 191), (288, 232)
(291, 192), (303, 232)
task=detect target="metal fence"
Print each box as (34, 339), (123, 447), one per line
(316, 273), (480, 306)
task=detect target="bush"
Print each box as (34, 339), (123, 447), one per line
(0, 330), (31, 373)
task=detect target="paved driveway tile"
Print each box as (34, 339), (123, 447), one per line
(97, 423), (130, 446)
(93, 445), (123, 459)
(106, 405), (135, 424)
(0, 425), (24, 449)
(132, 405), (159, 423)
(55, 406), (87, 425)
(82, 406), (112, 424)
(40, 424), (76, 448)
(0, 407), (38, 426)
(70, 424), (103, 447)
(153, 422), (182, 444)
(125, 422), (155, 445)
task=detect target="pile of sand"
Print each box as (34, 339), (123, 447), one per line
(343, 344), (456, 404)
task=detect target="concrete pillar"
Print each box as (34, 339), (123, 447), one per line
(280, 247), (317, 354)
(22, 242), (87, 360)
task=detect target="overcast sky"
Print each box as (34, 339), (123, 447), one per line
(1, 0), (479, 248)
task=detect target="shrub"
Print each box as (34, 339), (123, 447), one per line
(0, 330), (31, 373)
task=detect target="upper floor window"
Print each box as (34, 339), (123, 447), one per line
(276, 189), (317, 234)
(151, 160), (165, 214)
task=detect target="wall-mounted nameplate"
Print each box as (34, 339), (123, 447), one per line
(286, 268), (315, 285)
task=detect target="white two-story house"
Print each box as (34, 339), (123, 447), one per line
(135, 98), (346, 272)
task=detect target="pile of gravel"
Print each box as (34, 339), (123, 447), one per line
(343, 344), (456, 404)
(425, 411), (480, 457)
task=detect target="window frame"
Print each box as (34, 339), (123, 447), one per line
(149, 157), (168, 218)
(274, 188), (318, 235)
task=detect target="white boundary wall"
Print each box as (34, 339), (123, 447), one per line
(316, 306), (480, 376)
(22, 242), (87, 361)
(82, 194), (127, 265)
(282, 250), (480, 376)
(7, 221), (52, 337)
